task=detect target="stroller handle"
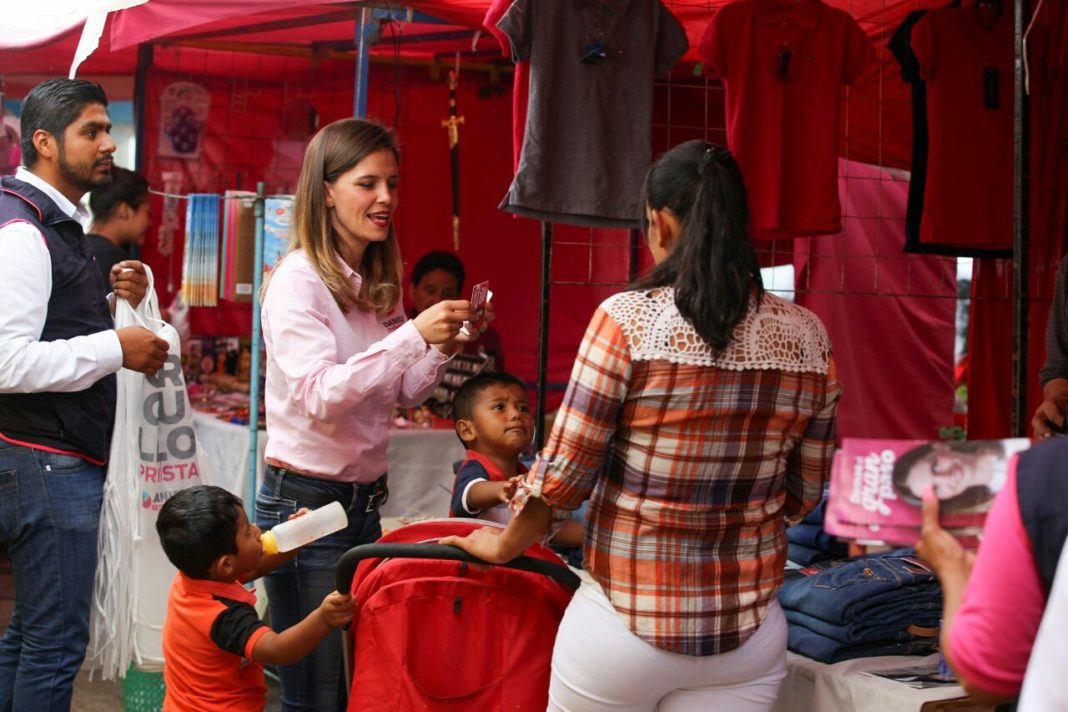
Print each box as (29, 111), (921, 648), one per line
(335, 543), (581, 594)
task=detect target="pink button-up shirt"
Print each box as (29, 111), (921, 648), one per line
(262, 250), (450, 482)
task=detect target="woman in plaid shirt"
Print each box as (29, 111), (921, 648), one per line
(443, 141), (840, 711)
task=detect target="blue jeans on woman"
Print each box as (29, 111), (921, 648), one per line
(256, 465), (386, 712)
(0, 439), (104, 712)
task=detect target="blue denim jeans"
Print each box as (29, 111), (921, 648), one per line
(801, 492), (830, 526)
(786, 522), (846, 554)
(787, 542), (840, 566)
(778, 549), (939, 622)
(787, 622), (939, 663)
(256, 466), (385, 712)
(0, 439), (104, 712)
(784, 607), (942, 646)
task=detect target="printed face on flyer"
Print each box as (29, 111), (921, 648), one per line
(894, 440), (1010, 505)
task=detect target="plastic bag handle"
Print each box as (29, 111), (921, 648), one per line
(114, 264), (168, 334)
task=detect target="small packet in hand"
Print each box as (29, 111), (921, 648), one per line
(460, 281), (490, 337)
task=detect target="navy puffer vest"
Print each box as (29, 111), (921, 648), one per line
(1016, 437), (1068, 596)
(0, 176), (116, 462)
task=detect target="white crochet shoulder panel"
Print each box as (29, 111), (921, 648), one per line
(602, 288), (832, 374)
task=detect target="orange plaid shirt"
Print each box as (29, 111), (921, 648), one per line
(528, 289), (840, 656)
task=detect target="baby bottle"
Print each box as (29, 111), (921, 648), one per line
(260, 501), (347, 554)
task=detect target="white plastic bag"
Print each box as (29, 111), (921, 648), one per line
(88, 265), (203, 677)
(167, 291), (192, 352)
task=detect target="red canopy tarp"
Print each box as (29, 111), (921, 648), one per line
(2, 0), (1065, 437)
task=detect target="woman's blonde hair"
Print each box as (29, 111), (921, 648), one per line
(264, 118), (402, 314)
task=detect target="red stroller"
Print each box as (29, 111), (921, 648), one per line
(335, 519), (580, 711)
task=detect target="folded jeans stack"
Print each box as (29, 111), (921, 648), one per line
(778, 549), (942, 663)
(787, 494), (848, 566)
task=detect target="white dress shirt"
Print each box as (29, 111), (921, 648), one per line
(1018, 539), (1068, 711)
(0, 167), (123, 394)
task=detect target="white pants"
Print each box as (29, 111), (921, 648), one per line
(548, 579), (787, 712)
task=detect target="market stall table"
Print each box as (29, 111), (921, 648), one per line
(192, 411), (466, 518)
(775, 652), (994, 712)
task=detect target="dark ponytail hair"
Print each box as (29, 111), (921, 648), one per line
(635, 140), (764, 354)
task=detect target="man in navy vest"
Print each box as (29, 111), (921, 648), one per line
(0, 79), (169, 711)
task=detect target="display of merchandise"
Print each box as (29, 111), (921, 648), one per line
(911, 2), (1014, 251)
(180, 193), (220, 306)
(263, 196), (294, 274)
(159, 81), (209, 158)
(188, 387), (264, 428)
(219, 190), (255, 301)
(826, 438), (1031, 547)
(426, 351), (494, 419)
(698, 0), (873, 237)
(496, 0), (688, 228)
(860, 661), (958, 688)
(779, 549), (943, 663)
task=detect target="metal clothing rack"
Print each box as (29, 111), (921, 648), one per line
(1011, 0), (1032, 436)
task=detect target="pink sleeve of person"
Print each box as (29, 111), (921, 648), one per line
(948, 457), (1047, 698)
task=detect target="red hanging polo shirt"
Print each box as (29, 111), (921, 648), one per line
(912, 3), (1014, 250)
(485, 0), (529, 175)
(699, 0), (873, 238)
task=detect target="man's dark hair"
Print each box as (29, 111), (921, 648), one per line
(20, 79), (109, 168)
(411, 250), (465, 292)
(452, 371), (528, 423)
(156, 485), (243, 579)
(89, 167), (149, 222)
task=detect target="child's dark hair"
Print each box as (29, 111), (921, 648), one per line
(89, 167), (150, 222)
(156, 485), (244, 579)
(452, 371), (528, 423)
(411, 250), (465, 292)
(634, 140), (764, 355)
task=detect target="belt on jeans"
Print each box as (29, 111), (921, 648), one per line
(264, 465), (389, 513)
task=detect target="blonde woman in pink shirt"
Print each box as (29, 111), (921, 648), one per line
(256, 118), (486, 712)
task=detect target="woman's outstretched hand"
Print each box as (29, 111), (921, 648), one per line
(440, 526), (509, 565)
(412, 299), (472, 345)
(440, 498), (553, 565)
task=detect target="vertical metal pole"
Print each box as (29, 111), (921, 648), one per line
(628, 228), (642, 282)
(353, 8), (374, 118)
(1011, 0), (1031, 436)
(132, 44), (152, 174)
(247, 182), (266, 519)
(130, 44), (153, 263)
(536, 222), (553, 450)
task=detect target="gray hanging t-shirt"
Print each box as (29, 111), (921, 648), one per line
(498, 0), (688, 229)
